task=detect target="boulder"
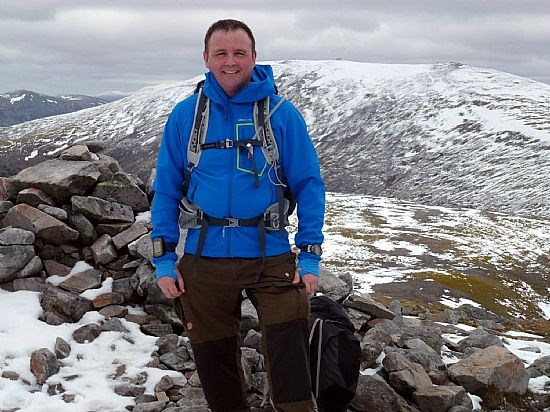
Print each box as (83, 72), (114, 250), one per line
(16, 187), (55, 208)
(0, 245), (35, 283)
(343, 293), (396, 320)
(1, 203), (79, 245)
(12, 159), (100, 204)
(447, 346), (530, 398)
(92, 172), (150, 212)
(40, 284), (94, 324)
(71, 195), (134, 223)
(59, 144), (94, 162)
(30, 348), (59, 384)
(350, 373), (421, 412)
(413, 385), (472, 412)
(59, 266), (102, 293)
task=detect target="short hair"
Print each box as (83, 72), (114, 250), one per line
(204, 19), (256, 53)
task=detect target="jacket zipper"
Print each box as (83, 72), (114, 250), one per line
(226, 100), (233, 257)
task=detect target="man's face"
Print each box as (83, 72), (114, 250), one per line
(203, 29), (257, 97)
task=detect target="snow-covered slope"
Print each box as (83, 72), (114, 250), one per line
(0, 90), (108, 127)
(1, 60), (549, 216)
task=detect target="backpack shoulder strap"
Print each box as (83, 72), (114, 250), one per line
(183, 82), (209, 197)
(254, 96), (286, 166)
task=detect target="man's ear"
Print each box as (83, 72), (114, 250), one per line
(203, 50), (209, 69)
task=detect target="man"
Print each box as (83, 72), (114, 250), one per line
(151, 19), (325, 412)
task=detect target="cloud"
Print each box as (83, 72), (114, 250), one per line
(1, 1), (549, 95)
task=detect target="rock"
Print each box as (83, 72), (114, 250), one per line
(101, 318), (129, 333)
(83, 140), (106, 154)
(242, 347), (264, 373)
(317, 266), (353, 302)
(526, 354), (550, 378)
(1, 203), (79, 245)
(402, 338), (448, 384)
(0, 200), (13, 216)
(16, 187), (55, 208)
(156, 334), (180, 355)
(413, 385), (472, 412)
(347, 307), (372, 332)
(243, 329), (262, 351)
(43, 260), (71, 276)
(59, 266), (102, 293)
(154, 375), (176, 392)
(40, 284), (94, 324)
(0, 177), (18, 201)
(241, 298), (260, 333)
(360, 337), (385, 368)
(457, 328), (504, 352)
(145, 304), (182, 329)
(59, 144), (94, 161)
(0, 227), (35, 245)
(12, 159), (100, 204)
(141, 323), (174, 337)
(112, 222), (148, 250)
(92, 172), (150, 212)
(448, 346), (530, 399)
(159, 347), (192, 372)
(383, 351), (433, 395)
(37, 204), (67, 221)
(99, 305), (129, 319)
(343, 293), (396, 320)
(12, 277), (46, 292)
(350, 373), (421, 412)
(90, 234), (118, 265)
(71, 195), (134, 223)
(114, 384), (146, 397)
(72, 324), (101, 343)
(0, 244), (35, 283)
(97, 222), (133, 237)
(12, 255), (42, 279)
(67, 212), (97, 245)
(54, 337), (71, 359)
(92, 292), (124, 308)
(132, 401), (166, 412)
(30, 348), (60, 384)
(128, 233), (154, 260)
(402, 322), (444, 353)
(1, 371), (19, 381)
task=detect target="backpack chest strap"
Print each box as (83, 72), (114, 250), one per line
(200, 138), (263, 150)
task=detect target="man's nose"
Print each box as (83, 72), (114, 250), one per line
(226, 54), (237, 65)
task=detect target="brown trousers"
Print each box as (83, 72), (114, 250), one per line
(174, 252), (316, 412)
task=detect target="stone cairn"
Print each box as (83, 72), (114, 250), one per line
(0, 143), (548, 412)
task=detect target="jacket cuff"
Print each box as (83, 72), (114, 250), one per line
(152, 253), (178, 280)
(296, 252), (320, 277)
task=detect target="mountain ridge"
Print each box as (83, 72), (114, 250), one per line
(1, 59), (549, 217)
(0, 89), (109, 127)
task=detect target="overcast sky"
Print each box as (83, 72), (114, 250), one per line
(1, 0), (549, 96)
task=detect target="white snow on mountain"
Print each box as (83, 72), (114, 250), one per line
(1, 59), (549, 216)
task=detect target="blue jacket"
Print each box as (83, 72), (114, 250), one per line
(151, 64), (325, 279)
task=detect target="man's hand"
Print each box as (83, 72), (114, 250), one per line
(293, 268), (318, 297)
(157, 269), (185, 299)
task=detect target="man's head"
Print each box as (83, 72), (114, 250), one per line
(203, 19), (257, 97)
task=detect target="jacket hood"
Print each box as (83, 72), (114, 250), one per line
(203, 64), (276, 104)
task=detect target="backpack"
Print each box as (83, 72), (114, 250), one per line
(178, 81), (296, 274)
(308, 295), (361, 412)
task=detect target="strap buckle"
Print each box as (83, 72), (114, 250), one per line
(224, 217), (239, 227)
(224, 139), (234, 148)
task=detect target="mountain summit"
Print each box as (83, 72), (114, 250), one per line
(1, 60), (549, 216)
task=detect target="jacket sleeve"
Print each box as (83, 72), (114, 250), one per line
(150, 102), (192, 279)
(277, 100), (325, 276)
